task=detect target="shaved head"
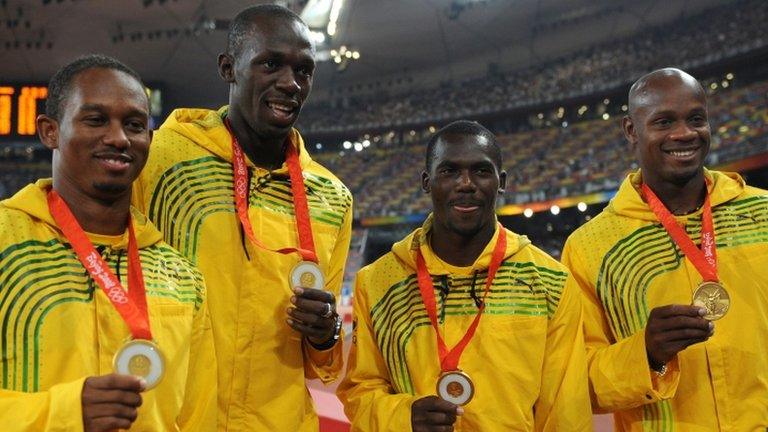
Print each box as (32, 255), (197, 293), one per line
(622, 67), (711, 191)
(628, 68), (705, 118)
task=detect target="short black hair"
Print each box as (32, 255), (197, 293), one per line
(45, 54), (144, 120)
(425, 120), (502, 171)
(227, 4), (305, 57)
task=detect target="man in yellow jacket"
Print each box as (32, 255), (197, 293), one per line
(133, 5), (352, 431)
(562, 68), (768, 430)
(0, 55), (216, 431)
(337, 120), (592, 431)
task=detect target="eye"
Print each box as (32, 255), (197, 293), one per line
(653, 118), (672, 128)
(83, 115), (105, 126)
(297, 65), (314, 78)
(689, 115), (707, 125)
(263, 59), (279, 70)
(126, 119), (147, 133)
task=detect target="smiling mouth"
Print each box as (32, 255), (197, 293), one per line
(665, 148), (697, 158)
(95, 154), (132, 171)
(453, 205), (480, 213)
(267, 101), (298, 120)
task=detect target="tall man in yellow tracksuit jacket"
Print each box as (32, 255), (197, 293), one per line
(0, 55), (216, 431)
(338, 120), (592, 431)
(133, 5), (352, 431)
(562, 68), (768, 430)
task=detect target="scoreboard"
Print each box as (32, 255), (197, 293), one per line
(0, 85), (47, 138)
(0, 83), (162, 141)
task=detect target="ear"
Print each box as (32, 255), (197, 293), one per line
(421, 170), (430, 193)
(218, 53), (235, 83)
(622, 115), (637, 151)
(498, 170), (507, 194)
(36, 114), (59, 150)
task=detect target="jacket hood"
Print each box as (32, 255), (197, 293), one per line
(608, 168), (746, 222)
(159, 106), (313, 172)
(391, 214), (531, 274)
(2, 179), (163, 249)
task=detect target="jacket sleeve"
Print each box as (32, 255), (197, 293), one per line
(303, 199), (353, 382)
(533, 274), (593, 431)
(336, 274), (416, 432)
(561, 238), (680, 413)
(176, 290), (218, 431)
(0, 378), (86, 431)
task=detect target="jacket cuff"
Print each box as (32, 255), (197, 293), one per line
(48, 377), (87, 432)
(303, 336), (343, 383)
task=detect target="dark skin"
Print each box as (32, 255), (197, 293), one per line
(37, 68), (151, 235)
(81, 374), (145, 432)
(421, 133), (506, 267)
(412, 132), (505, 428)
(623, 68), (714, 369)
(217, 15), (336, 346)
(411, 396), (464, 432)
(36, 67), (151, 431)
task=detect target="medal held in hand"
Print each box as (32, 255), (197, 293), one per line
(48, 190), (165, 389)
(114, 339), (166, 389)
(692, 281), (730, 320)
(642, 183), (730, 320)
(415, 223), (507, 405)
(291, 261), (324, 291)
(227, 119), (324, 290)
(436, 370), (476, 406)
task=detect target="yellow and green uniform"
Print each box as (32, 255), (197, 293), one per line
(562, 169), (768, 431)
(337, 216), (592, 431)
(133, 107), (353, 431)
(0, 179), (216, 431)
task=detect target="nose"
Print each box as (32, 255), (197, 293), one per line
(275, 68), (300, 95)
(456, 170), (476, 192)
(102, 121), (130, 149)
(669, 122), (699, 142)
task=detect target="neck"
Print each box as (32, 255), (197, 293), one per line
(645, 170), (707, 215)
(52, 179), (130, 236)
(430, 220), (496, 267)
(227, 109), (287, 170)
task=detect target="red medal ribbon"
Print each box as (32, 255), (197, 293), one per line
(226, 118), (318, 263)
(642, 183), (718, 282)
(47, 190), (152, 340)
(416, 223), (507, 372)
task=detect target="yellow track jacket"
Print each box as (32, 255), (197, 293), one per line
(562, 170), (768, 431)
(0, 180), (216, 431)
(133, 107), (353, 431)
(338, 216), (592, 431)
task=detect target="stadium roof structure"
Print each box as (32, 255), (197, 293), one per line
(0, 0), (737, 110)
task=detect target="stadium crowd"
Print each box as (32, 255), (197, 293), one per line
(298, 0), (768, 133)
(314, 79), (768, 219)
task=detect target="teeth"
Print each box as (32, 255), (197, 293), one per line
(669, 150), (695, 157)
(269, 103), (293, 112)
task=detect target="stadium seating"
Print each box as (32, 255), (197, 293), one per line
(313, 79), (768, 220)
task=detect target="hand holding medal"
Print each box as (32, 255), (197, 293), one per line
(411, 395), (463, 432)
(642, 183), (730, 321)
(227, 120), (339, 346)
(415, 223), (507, 407)
(642, 183), (724, 370)
(48, 190), (166, 390)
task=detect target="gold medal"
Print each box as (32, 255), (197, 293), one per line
(113, 339), (165, 390)
(692, 281), (730, 321)
(290, 261), (324, 291)
(436, 370), (475, 406)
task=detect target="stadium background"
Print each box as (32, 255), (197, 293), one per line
(1, 0), (767, 430)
